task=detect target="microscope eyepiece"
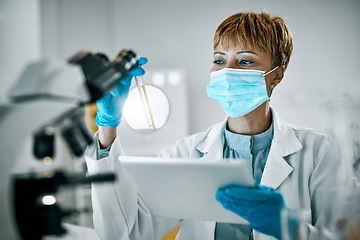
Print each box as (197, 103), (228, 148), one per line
(68, 49), (139, 102)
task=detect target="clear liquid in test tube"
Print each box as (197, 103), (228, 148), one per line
(134, 75), (156, 132)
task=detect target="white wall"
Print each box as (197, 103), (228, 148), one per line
(0, 0), (41, 102)
(0, 1), (41, 238)
(40, 0), (360, 165)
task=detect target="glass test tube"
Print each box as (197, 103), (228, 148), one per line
(134, 76), (156, 132)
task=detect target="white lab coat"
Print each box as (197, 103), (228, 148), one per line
(85, 109), (356, 240)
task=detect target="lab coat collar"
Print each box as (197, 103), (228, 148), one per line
(195, 108), (303, 189)
(271, 109), (303, 157)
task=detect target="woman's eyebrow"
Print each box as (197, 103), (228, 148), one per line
(236, 51), (257, 55)
(213, 52), (226, 55)
(213, 51), (258, 55)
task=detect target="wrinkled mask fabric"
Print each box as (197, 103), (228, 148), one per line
(207, 68), (275, 117)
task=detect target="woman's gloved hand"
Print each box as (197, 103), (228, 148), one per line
(95, 57), (148, 128)
(216, 184), (286, 240)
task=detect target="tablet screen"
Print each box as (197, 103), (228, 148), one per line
(118, 156), (254, 224)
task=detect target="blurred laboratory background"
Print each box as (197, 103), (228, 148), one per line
(1, 0), (359, 231)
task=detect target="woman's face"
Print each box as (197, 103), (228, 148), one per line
(210, 42), (280, 93)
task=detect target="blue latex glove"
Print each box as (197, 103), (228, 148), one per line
(216, 184), (286, 240)
(95, 57), (148, 128)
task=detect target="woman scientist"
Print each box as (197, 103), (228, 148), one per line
(85, 12), (355, 240)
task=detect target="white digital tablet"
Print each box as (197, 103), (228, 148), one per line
(118, 156), (255, 224)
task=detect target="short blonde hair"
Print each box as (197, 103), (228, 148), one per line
(214, 12), (293, 69)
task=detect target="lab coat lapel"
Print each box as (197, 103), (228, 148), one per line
(260, 144), (293, 189)
(196, 118), (227, 160)
(260, 109), (302, 189)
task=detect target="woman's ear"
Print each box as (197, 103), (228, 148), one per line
(272, 65), (285, 87)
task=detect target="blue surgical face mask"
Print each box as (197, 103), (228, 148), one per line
(206, 67), (278, 117)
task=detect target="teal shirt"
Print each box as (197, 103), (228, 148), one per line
(215, 123), (274, 240)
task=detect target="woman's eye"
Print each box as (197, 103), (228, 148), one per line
(213, 59), (224, 65)
(239, 59), (253, 66)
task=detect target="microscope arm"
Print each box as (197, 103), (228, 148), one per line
(9, 60), (91, 102)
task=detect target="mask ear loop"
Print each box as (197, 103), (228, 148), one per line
(263, 66), (279, 77)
